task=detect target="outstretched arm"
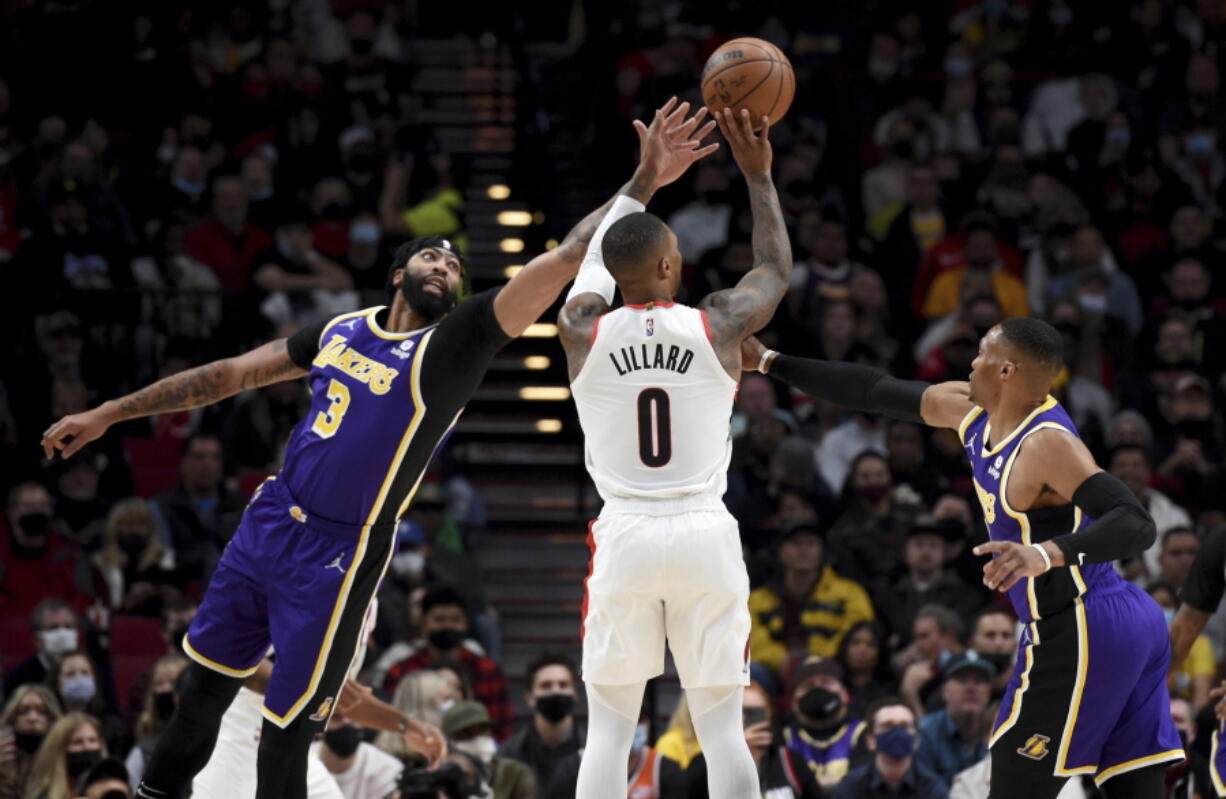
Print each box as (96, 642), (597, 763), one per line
(741, 336), (974, 429)
(42, 338), (307, 459)
(554, 99), (718, 376)
(700, 110), (790, 360)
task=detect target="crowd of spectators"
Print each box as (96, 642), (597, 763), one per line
(2, 0), (1226, 798)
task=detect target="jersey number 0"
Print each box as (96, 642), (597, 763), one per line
(637, 388), (672, 467)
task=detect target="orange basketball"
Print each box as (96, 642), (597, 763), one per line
(701, 38), (795, 130)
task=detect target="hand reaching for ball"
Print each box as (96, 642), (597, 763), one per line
(632, 97), (720, 190)
(716, 108), (773, 178)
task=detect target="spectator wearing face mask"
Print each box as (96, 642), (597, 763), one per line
(93, 498), (174, 615)
(781, 656), (865, 792)
(49, 652), (124, 754)
(0, 483), (93, 618)
(123, 655), (186, 790)
(383, 585), (510, 740)
(442, 701), (535, 799)
(833, 698), (947, 799)
(343, 213), (388, 301)
(499, 653), (585, 790)
(122, 597), (196, 728)
(310, 715), (403, 799)
(1146, 580), (1213, 712)
(25, 712), (107, 799)
(6, 599), (81, 689)
(0, 684), (63, 799)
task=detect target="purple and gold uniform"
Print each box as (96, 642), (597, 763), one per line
(782, 718), (866, 785)
(1177, 525), (1226, 796)
(959, 396), (1183, 790)
(184, 289), (508, 728)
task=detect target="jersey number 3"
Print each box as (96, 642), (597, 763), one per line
(637, 388), (672, 467)
(310, 379), (352, 439)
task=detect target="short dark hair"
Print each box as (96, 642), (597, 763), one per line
(524, 651), (578, 691)
(864, 695), (913, 734)
(183, 431), (222, 456)
(998, 317), (1064, 371)
(916, 603), (964, 641)
(421, 583), (468, 617)
(970, 606), (1013, 635)
(31, 598), (74, 632)
(602, 212), (670, 279)
(1107, 443), (1150, 468)
(161, 596), (198, 630)
(1161, 527), (1197, 549)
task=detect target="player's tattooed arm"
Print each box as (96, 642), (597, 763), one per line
(699, 109), (789, 376)
(557, 294), (610, 380)
(41, 339), (308, 459)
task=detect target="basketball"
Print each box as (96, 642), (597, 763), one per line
(700, 38), (795, 130)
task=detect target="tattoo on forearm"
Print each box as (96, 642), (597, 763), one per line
(115, 361), (230, 420)
(746, 175), (790, 281)
(239, 342), (301, 390)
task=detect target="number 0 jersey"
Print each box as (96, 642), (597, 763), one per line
(570, 302), (737, 501)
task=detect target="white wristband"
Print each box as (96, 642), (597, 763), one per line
(758, 349), (777, 374)
(1031, 543), (1052, 573)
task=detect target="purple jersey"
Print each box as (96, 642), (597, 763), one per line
(280, 308), (445, 526)
(958, 396), (1123, 624)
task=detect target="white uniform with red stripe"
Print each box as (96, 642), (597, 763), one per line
(571, 301), (750, 689)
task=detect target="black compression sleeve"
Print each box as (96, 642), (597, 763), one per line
(768, 354), (928, 424)
(1050, 472), (1157, 566)
(286, 319), (330, 370)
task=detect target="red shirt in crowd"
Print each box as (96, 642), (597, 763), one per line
(186, 219), (272, 293)
(383, 646), (511, 741)
(0, 518), (91, 617)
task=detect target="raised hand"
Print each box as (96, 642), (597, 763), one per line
(715, 108), (772, 177)
(633, 97), (720, 190)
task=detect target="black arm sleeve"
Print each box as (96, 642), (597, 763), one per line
(1050, 472), (1158, 566)
(419, 287), (512, 408)
(286, 319), (331, 370)
(1181, 525), (1226, 612)
(768, 354), (928, 424)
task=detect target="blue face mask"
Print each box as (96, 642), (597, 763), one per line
(1163, 607), (1176, 626)
(631, 723), (649, 754)
(172, 177), (205, 196)
(875, 726), (917, 760)
(62, 675), (96, 705)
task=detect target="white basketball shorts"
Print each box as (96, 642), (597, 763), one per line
(580, 495), (751, 689)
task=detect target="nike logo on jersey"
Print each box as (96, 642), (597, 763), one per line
(608, 343), (694, 376)
(326, 554), (346, 573)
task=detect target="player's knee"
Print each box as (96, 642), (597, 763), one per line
(178, 663), (243, 718)
(686, 684), (740, 719)
(586, 682), (646, 722)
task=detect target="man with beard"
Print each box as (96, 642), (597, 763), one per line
(41, 98), (715, 799)
(743, 318), (1182, 799)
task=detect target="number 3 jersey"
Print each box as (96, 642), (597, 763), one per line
(570, 302), (737, 501)
(280, 289), (510, 526)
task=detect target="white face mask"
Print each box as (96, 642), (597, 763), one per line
(39, 627), (77, 657)
(391, 551), (425, 579)
(454, 735), (498, 765)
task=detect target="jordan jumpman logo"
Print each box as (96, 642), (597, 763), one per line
(326, 553), (346, 573)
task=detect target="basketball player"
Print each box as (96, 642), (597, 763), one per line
(40, 98), (716, 799)
(557, 107), (790, 799)
(741, 322), (1183, 799)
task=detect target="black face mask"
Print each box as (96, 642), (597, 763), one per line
(797, 687), (843, 724)
(1176, 419), (1211, 442)
(14, 730), (44, 753)
(119, 533), (146, 560)
(400, 271), (457, 322)
(324, 724), (362, 758)
(154, 691), (176, 721)
(319, 202), (351, 221)
(982, 652), (1013, 674)
(935, 517), (966, 541)
(18, 512), (50, 538)
(65, 748), (102, 778)
(428, 628), (466, 651)
(534, 693), (575, 723)
(350, 38), (374, 56)
(346, 152), (376, 174)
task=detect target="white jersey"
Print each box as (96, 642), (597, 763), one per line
(571, 302), (737, 501)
